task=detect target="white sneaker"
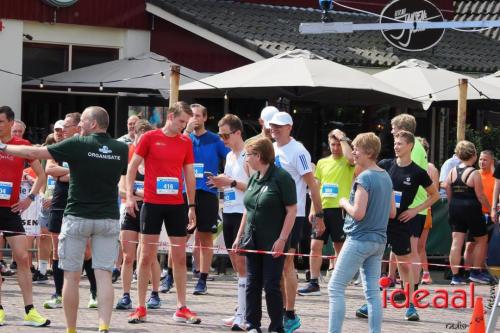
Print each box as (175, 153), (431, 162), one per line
(222, 315), (235, 327)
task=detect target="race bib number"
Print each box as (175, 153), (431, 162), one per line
(47, 176), (56, 190)
(224, 188), (237, 205)
(0, 182), (13, 200)
(134, 181), (144, 192)
(322, 183), (339, 198)
(394, 191), (402, 209)
(156, 177), (179, 195)
(193, 163), (204, 178)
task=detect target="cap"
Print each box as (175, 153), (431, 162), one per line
(269, 111), (293, 126)
(260, 106), (279, 129)
(54, 120), (64, 130)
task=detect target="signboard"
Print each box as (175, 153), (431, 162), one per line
(380, 0), (445, 51)
(41, 0), (79, 8)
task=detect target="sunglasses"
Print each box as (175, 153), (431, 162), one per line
(218, 130), (236, 140)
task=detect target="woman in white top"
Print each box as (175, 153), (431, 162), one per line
(208, 114), (249, 331)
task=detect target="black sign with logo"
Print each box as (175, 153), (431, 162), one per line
(41, 0), (79, 8)
(380, 0), (445, 52)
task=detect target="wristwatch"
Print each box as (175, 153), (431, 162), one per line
(230, 179), (237, 188)
(28, 193), (36, 201)
(0, 142), (6, 152)
(314, 211), (324, 219)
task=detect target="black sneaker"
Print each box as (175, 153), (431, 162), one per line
(297, 282), (321, 296)
(35, 273), (49, 284)
(111, 268), (120, 283)
(10, 261), (17, 270)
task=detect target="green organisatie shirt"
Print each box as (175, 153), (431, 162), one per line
(243, 164), (297, 252)
(409, 139), (429, 215)
(47, 133), (128, 219)
(315, 155), (355, 209)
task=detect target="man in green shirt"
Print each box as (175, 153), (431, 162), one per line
(299, 129), (354, 296)
(1, 106), (128, 333)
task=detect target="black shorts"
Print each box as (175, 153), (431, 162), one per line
(48, 209), (64, 234)
(289, 217), (305, 250)
(313, 208), (346, 243)
(121, 202), (142, 233)
(140, 202), (187, 237)
(223, 212), (243, 250)
(192, 190), (219, 233)
(408, 214), (426, 238)
(0, 207), (25, 237)
(467, 215), (494, 242)
(387, 220), (411, 256)
(449, 203), (487, 238)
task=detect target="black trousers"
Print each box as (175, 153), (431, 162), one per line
(246, 253), (285, 332)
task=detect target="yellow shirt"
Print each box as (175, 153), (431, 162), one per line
(315, 155), (355, 209)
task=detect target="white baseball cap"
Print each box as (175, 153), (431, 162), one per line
(260, 106), (279, 129)
(269, 111), (293, 126)
(54, 120), (64, 130)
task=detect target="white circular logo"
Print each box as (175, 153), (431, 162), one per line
(41, 0), (79, 8)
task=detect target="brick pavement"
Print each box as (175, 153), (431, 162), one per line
(0, 270), (498, 332)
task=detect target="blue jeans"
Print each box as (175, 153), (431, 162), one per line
(328, 237), (385, 333)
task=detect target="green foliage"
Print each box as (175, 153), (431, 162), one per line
(450, 125), (500, 160)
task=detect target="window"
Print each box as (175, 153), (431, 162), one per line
(22, 43), (69, 81)
(72, 46), (119, 70)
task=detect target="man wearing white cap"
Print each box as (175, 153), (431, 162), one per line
(249, 106), (279, 141)
(269, 111), (324, 333)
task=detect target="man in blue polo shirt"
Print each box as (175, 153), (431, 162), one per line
(185, 104), (229, 295)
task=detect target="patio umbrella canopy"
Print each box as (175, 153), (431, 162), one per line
(374, 59), (500, 110)
(23, 52), (209, 98)
(179, 49), (421, 107)
(478, 71), (500, 88)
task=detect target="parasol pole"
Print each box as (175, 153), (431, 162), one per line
(456, 78), (468, 142)
(169, 64), (180, 107)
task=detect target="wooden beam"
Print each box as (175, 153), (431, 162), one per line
(169, 64), (180, 107)
(457, 78), (468, 142)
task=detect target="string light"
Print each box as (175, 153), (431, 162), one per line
(39, 79), (44, 89)
(224, 90), (228, 100)
(99, 82), (103, 91)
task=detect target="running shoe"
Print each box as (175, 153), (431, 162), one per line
(0, 308), (4, 326)
(451, 275), (467, 285)
(297, 282), (321, 296)
(160, 269), (169, 280)
(222, 315), (235, 327)
(146, 293), (162, 309)
(33, 271), (49, 284)
(88, 295), (98, 309)
(355, 304), (368, 318)
(173, 306), (201, 324)
(405, 303), (420, 321)
(111, 268), (121, 283)
(43, 294), (62, 309)
(23, 308), (50, 327)
(116, 294), (132, 310)
(193, 279), (207, 295)
(128, 306), (147, 324)
(284, 314), (301, 333)
(9, 261), (17, 270)
(160, 274), (174, 293)
(421, 271), (433, 285)
(469, 271), (491, 284)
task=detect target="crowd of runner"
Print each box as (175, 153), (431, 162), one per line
(0, 103), (498, 333)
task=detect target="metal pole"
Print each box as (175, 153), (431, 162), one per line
(457, 78), (468, 142)
(169, 64), (180, 107)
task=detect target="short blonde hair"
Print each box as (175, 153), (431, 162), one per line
(391, 114), (416, 133)
(352, 132), (381, 160)
(455, 140), (476, 161)
(394, 130), (415, 145)
(245, 137), (275, 165)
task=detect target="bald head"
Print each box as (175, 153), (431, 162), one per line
(79, 106), (109, 136)
(127, 115), (139, 137)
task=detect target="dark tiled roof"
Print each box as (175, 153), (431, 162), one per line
(148, 0), (500, 73)
(454, 1), (500, 41)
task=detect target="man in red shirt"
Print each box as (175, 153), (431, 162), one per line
(0, 106), (50, 327)
(126, 101), (200, 325)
